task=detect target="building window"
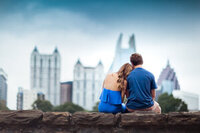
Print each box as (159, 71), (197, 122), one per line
(54, 56), (57, 81)
(92, 72), (95, 91)
(54, 56), (57, 104)
(48, 59), (51, 98)
(77, 67), (80, 77)
(84, 72), (86, 89)
(40, 58), (43, 89)
(92, 93), (95, 102)
(83, 91), (86, 106)
(77, 81), (80, 90)
(33, 55), (37, 88)
(77, 93), (79, 104)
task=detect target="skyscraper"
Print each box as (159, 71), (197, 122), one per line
(17, 87), (45, 110)
(156, 60), (180, 100)
(30, 46), (61, 106)
(0, 68), (8, 105)
(17, 87), (23, 110)
(109, 33), (136, 73)
(60, 81), (73, 104)
(157, 60), (180, 90)
(73, 59), (104, 110)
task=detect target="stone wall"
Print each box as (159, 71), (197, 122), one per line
(0, 110), (200, 133)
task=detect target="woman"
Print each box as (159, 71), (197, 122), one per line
(98, 63), (133, 113)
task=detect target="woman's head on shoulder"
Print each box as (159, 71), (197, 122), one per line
(117, 63), (133, 79)
(116, 63), (133, 90)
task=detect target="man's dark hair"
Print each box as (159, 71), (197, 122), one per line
(130, 53), (143, 66)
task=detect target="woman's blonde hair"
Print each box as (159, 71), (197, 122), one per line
(117, 63), (133, 91)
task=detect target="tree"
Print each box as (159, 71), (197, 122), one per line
(92, 102), (99, 112)
(0, 100), (9, 110)
(53, 102), (84, 113)
(32, 99), (53, 112)
(158, 93), (188, 113)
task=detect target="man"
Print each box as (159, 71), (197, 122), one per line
(126, 53), (161, 113)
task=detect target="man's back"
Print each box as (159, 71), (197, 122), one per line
(126, 67), (157, 109)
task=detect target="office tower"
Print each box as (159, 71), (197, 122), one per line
(109, 33), (136, 73)
(17, 87), (44, 110)
(60, 81), (73, 104)
(31, 46), (61, 105)
(16, 87), (23, 110)
(73, 60), (104, 110)
(156, 60), (181, 100)
(157, 60), (180, 90)
(0, 68), (8, 105)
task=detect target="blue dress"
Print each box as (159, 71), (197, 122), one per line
(98, 88), (126, 114)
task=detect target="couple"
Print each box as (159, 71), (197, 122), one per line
(98, 53), (161, 114)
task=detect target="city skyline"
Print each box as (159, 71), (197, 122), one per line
(0, 0), (200, 109)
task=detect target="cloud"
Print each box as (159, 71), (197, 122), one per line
(0, 8), (118, 109)
(0, 0), (200, 109)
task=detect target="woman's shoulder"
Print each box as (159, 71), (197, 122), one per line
(106, 73), (118, 78)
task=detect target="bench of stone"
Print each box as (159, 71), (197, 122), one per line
(0, 110), (200, 133)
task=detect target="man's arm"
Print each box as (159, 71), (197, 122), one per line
(151, 74), (157, 101)
(151, 89), (156, 100)
(125, 90), (130, 98)
(125, 80), (130, 98)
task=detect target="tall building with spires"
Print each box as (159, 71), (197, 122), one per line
(0, 68), (8, 105)
(30, 46), (61, 106)
(157, 60), (180, 90)
(73, 59), (104, 110)
(155, 60), (180, 100)
(109, 33), (136, 73)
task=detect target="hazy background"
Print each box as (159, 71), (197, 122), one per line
(0, 0), (200, 109)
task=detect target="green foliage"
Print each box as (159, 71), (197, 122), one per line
(32, 100), (84, 113)
(158, 93), (188, 113)
(53, 102), (84, 113)
(92, 102), (99, 112)
(32, 99), (53, 112)
(0, 100), (9, 110)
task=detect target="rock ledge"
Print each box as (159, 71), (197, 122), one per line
(0, 110), (200, 133)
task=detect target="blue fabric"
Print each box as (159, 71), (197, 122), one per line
(98, 88), (126, 114)
(126, 67), (157, 110)
(99, 88), (122, 104)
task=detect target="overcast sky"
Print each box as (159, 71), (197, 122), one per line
(0, 0), (200, 109)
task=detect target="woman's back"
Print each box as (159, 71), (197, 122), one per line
(98, 63), (133, 114)
(99, 73), (124, 113)
(103, 73), (120, 91)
